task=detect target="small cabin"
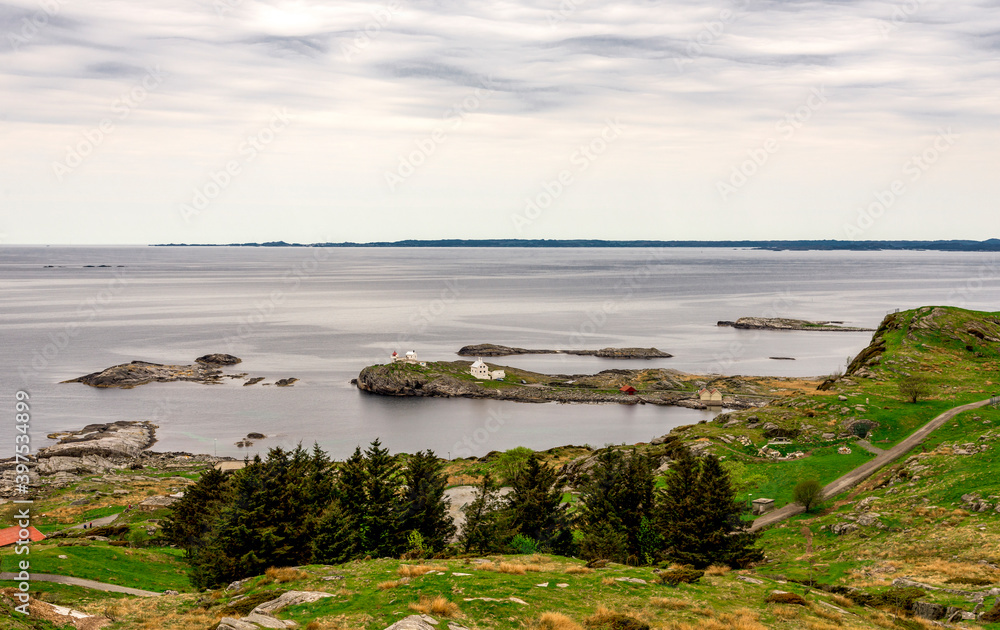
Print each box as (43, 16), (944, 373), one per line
(619, 385), (637, 395)
(698, 388), (723, 405)
(751, 498), (775, 516)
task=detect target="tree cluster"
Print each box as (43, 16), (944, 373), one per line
(164, 441), (763, 588)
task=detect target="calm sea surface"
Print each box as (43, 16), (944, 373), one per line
(1, 247), (996, 459)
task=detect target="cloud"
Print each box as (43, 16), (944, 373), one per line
(0, 0), (997, 243)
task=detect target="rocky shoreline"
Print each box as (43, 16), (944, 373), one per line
(62, 354), (299, 389)
(354, 361), (808, 410)
(717, 317), (875, 332)
(457, 344), (672, 358)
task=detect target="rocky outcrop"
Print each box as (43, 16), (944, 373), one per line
(717, 317), (874, 332)
(457, 344), (672, 359)
(196, 354), (242, 365)
(216, 591), (334, 629)
(63, 358), (236, 388)
(38, 421), (157, 459)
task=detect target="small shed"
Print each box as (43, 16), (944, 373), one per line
(619, 385), (637, 395)
(699, 388), (723, 405)
(751, 498), (775, 516)
(0, 525), (45, 547)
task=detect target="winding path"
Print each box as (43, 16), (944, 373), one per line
(0, 572), (161, 597)
(750, 398), (992, 531)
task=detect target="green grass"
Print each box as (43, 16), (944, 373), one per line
(0, 542), (192, 592)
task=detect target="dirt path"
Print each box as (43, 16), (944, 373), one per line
(855, 439), (885, 455)
(0, 572), (161, 597)
(69, 513), (120, 530)
(750, 398), (992, 531)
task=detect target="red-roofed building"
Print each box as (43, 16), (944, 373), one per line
(0, 525), (45, 547)
(619, 385), (637, 395)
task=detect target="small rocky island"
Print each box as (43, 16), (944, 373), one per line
(356, 360), (818, 409)
(717, 317), (874, 332)
(457, 344), (672, 358)
(62, 354), (298, 388)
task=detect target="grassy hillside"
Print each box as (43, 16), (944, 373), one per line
(2, 306), (998, 629)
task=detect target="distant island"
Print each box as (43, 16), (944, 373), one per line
(151, 238), (1000, 251)
(717, 317), (875, 332)
(457, 344), (672, 358)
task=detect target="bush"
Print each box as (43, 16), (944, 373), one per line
(766, 592), (808, 606)
(980, 601), (1000, 622)
(584, 606), (651, 630)
(793, 479), (824, 512)
(657, 567), (704, 586)
(510, 533), (540, 555)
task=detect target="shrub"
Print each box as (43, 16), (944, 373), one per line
(537, 612), (584, 630)
(409, 595), (459, 618)
(566, 565), (593, 575)
(498, 562), (527, 575)
(980, 601), (1000, 622)
(793, 479), (824, 512)
(510, 533), (540, 555)
(704, 564), (731, 576)
(657, 567), (704, 586)
(583, 606), (651, 630)
(765, 592), (808, 606)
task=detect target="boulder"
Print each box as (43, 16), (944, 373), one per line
(252, 591), (334, 615)
(384, 616), (439, 630)
(857, 513), (884, 528)
(831, 522), (859, 535)
(912, 602), (945, 620)
(196, 354), (242, 365)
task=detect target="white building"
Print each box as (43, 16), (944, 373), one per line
(470, 358), (505, 381)
(391, 350), (426, 366)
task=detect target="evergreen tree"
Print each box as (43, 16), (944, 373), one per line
(656, 451), (762, 569)
(397, 450), (455, 552)
(162, 466), (229, 556)
(312, 447), (366, 564)
(506, 455), (573, 554)
(577, 449), (658, 564)
(363, 439), (403, 556)
(459, 472), (508, 554)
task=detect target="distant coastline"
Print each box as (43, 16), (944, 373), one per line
(150, 238), (1000, 251)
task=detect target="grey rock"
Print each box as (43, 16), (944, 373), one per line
(737, 575), (764, 585)
(831, 522), (859, 535)
(216, 618), (259, 630)
(242, 612), (293, 628)
(857, 512), (884, 528)
(384, 616), (438, 630)
(912, 602), (945, 620)
(252, 591), (334, 615)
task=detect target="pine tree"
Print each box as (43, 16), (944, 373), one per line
(363, 439), (403, 557)
(397, 450), (455, 553)
(313, 446), (367, 564)
(506, 455), (572, 554)
(656, 451), (762, 569)
(577, 449), (657, 564)
(459, 473), (508, 554)
(162, 466), (229, 556)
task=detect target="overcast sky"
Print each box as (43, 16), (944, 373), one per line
(0, 0), (997, 244)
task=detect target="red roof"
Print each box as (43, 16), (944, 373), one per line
(0, 525), (45, 547)
(619, 385), (637, 394)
